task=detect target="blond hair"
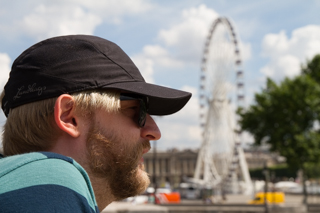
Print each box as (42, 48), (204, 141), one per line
(1, 90), (120, 156)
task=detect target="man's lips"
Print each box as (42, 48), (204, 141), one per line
(138, 141), (151, 165)
(140, 147), (151, 163)
(141, 140), (151, 154)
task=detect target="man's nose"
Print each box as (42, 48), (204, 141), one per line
(140, 114), (161, 141)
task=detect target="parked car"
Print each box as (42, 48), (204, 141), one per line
(124, 187), (181, 204)
(248, 192), (285, 205)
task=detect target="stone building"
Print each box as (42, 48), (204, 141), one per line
(143, 147), (283, 189)
(143, 149), (198, 189)
(244, 149), (285, 169)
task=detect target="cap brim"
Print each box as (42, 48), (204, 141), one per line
(102, 82), (192, 116)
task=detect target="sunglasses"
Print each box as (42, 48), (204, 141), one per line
(120, 93), (149, 127)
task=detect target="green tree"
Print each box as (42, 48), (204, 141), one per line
(238, 76), (320, 169)
(302, 54), (320, 83)
(238, 55), (320, 203)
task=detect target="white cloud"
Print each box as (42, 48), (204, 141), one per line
(133, 3), (252, 84)
(158, 4), (219, 63)
(239, 42), (252, 62)
(130, 55), (154, 83)
(260, 25), (320, 81)
(156, 86), (201, 150)
(131, 4), (221, 87)
(131, 44), (183, 83)
(0, 53), (11, 90)
(260, 54), (301, 79)
(262, 30), (289, 57)
(156, 5), (251, 65)
(73, 0), (153, 23)
(0, 0), (153, 41)
(21, 4), (102, 40)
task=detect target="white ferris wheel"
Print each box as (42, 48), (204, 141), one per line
(194, 17), (252, 194)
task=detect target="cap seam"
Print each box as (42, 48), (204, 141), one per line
(31, 72), (141, 87)
(75, 38), (136, 80)
(13, 41), (46, 66)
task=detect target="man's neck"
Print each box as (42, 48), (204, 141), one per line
(90, 175), (115, 212)
(73, 155), (116, 211)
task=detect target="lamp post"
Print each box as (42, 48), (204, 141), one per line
(263, 161), (269, 213)
(153, 140), (157, 204)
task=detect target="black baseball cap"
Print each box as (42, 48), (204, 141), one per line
(1, 35), (191, 117)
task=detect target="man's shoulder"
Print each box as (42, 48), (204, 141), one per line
(0, 152), (76, 178)
(0, 152), (99, 212)
(0, 152), (90, 192)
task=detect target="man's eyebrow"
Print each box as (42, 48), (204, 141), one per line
(121, 99), (139, 103)
(120, 100), (140, 106)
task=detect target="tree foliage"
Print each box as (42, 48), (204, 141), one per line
(302, 54), (320, 83)
(238, 55), (320, 171)
(250, 164), (297, 180)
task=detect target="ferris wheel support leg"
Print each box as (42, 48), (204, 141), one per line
(194, 143), (205, 180)
(237, 147), (253, 195)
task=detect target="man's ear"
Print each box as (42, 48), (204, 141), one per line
(54, 94), (80, 138)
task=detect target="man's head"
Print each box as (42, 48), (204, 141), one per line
(1, 35), (191, 202)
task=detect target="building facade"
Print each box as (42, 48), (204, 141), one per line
(143, 148), (283, 189)
(143, 149), (198, 189)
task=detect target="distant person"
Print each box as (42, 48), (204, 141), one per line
(0, 35), (191, 212)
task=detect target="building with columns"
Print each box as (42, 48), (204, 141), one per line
(143, 148), (283, 189)
(143, 149), (198, 189)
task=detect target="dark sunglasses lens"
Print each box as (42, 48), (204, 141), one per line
(138, 100), (147, 127)
(120, 94), (148, 127)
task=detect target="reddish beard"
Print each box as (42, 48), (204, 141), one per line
(86, 124), (151, 200)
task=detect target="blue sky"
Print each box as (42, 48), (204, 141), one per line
(0, 0), (320, 150)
